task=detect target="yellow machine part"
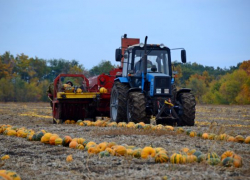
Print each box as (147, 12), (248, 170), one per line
(57, 92), (100, 99)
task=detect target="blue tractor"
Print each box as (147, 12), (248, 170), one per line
(110, 34), (196, 126)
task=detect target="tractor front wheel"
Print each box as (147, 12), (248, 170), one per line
(110, 81), (129, 122)
(127, 92), (147, 123)
(178, 92), (196, 126)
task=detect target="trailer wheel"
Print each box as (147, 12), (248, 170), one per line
(127, 92), (147, 123)
(178, 92), (196, 126)
(110, 81), (129, 122)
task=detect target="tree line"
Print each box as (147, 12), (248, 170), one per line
(0, 51), (249, 104)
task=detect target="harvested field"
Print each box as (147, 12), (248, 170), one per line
(0, 103), (250, 180)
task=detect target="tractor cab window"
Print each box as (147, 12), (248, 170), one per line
(133, 49), (169, 75)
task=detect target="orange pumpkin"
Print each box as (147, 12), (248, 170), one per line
(49, 134), (59, 145)
(245, 136), (250, 144)
(62, 136), (72, 146)
(69, 141), (78, 149)
(202, 133), (209, 139)
(107, 142), (117, 148)
(235, 135), (244, 143)
(88, 146), (98, 154)
(227, 136), (236, 142)
(97, 142), (108, 152)
(221, 150), (235, 161)
(114, 145), (127, 156)
(66, 155), (73, 162)
(187, 155), (197, 163)
(189, 131), (197, 137)
(141, 146), (156, 159)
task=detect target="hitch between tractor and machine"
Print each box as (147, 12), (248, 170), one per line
(152, 99), (180, 125)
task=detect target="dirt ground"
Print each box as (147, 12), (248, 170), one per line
(0, 102), (250, 180)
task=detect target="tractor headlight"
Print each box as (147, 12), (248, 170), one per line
(160, 43), (165, 48)
(156, 88), (161, 94)
(139, 43), (144, 48)
(164, 89), (169, 94)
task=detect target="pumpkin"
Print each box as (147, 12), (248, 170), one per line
(133, 148), (142, 159)
(77, 138), (85, 145)
(181, 147), (189, 153)
(97, 142), (108, 152)
(207, 158), (221, 166)
(118, 122), (127, 127)
(70, 120), (75, 124)
(176, 127), (184, 134)
(76, 119), (83, 125)
(227, 136), (235, 142)
(41, 135), (50, 144)
(235, 135), (244, 143)
(64, 120), (71, 124)
(49, 134), (59, 145)
(155, 153), (169, 163)
(219, 133), (227, 140)
(127, 122), (135, 128)
(76, 88), (82, 93)
(1, 155), (10, 160)
(135, 124), (144, 129)
(221, 150), (235, 161)
(187, 149), (196, 155)
(189, 131), (197, 137)
(206, 152), (219, 160)
(0, 170), (21, 180)
(66, 155), (73, 162)
(126, 149), (134, 156)
(76, 144), (84, 150)
(141, 147), (156, 159)
(54, 138), (63, 146)
(197, 154), (206, 163)
(62, 136), (72, 146)
(114, 145), (127, 156)
(222, 157), (234, 167)
(187, 155), (197, 163)
(245, 136), (250, 144)
(208, 133), (216, 140)
(69, 141), (78, 149)
(155, 147), (167, 154)
(85, 141), (97, 150)
(197, 132), (203, 137)
(202, 133), (209, 139)
(193, 151), (203, 158)
(99, 151), (110, 158)
(232, 156), (242, 168)
(165, 126), (174, 131)
(6, 130), (17, 136)
(105, 147), (114, 155)
(88, 146), (98, 154)
(186, 129), (192, 135)
(170, 153), (183, 164)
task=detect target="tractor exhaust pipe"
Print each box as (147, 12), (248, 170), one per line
(143, 36), (148, 84)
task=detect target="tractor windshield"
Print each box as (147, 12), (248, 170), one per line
(133, 49), (169, 75)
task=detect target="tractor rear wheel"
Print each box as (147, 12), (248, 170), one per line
(110, 81), (129, 122)
(127, 92), (147, 123)
(178, 92), (196, 126)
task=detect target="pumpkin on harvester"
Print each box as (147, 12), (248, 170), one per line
(155, 153), (169, 163)
(141, 147), (156, 159)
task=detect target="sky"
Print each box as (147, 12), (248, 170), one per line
(0, 0), (250, 70)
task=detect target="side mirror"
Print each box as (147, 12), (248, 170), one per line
(181, 50), (186, 63)
(115, 49), (122, 62)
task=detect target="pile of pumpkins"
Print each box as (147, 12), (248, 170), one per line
(64, 119), (250, 144)
(0, 124), (244, 168)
